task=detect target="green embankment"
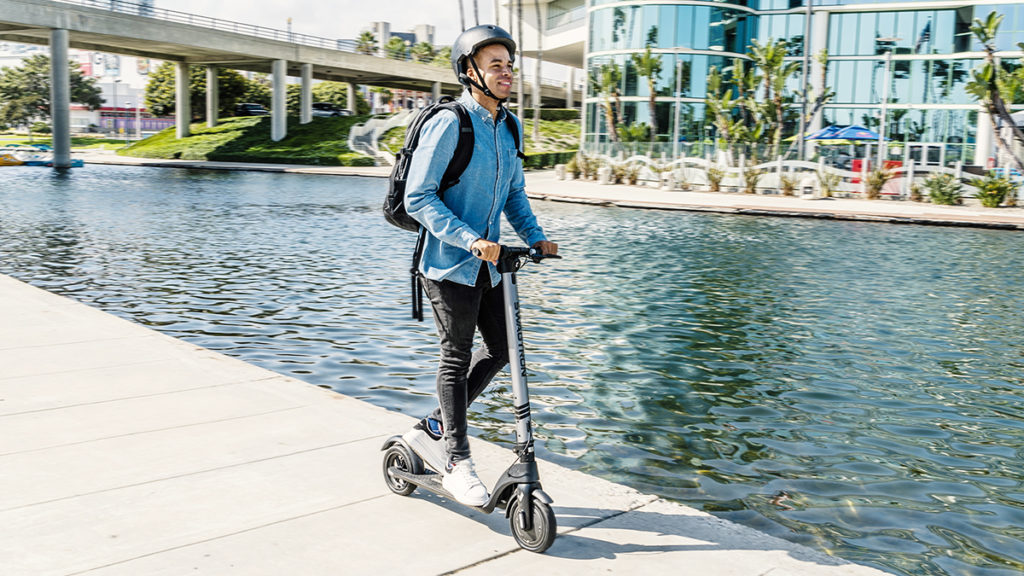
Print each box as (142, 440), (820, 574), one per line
(121, 116), (375, 166)
(116, 113), (580, 168)
(380, 118), (580, 170)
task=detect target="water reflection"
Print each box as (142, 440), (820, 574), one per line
(2, 165), (1024, 576)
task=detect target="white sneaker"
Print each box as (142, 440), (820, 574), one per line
(442, 458), (490, 507)
(401, 418), (448, 473)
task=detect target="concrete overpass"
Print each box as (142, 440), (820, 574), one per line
(0, 0), (581, 167)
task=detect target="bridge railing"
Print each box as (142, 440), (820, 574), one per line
(55, 0), (576, 91)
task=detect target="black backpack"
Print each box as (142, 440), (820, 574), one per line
(383, 95), (525, 320)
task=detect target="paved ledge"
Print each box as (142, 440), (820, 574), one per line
(0, 273), (891, 575)
(75, 151), (1024, 231)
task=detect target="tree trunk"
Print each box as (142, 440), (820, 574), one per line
(458, 0), (466, 32)
(516, 0), (524, 120)
(533, 0), (543, 141)
(604, 99), (619, 143)
(473, 0), (479, 27)
(648, 78), (657, 142)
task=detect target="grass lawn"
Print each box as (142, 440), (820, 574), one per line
(121, 115), (375, 166)
(0, 135), (129, 149)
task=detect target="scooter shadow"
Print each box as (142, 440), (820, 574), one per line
(411, 494), (857, 568)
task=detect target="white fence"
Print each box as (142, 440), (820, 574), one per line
(564, 152), (993, 201)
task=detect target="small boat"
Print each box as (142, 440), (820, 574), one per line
(0, 145), (83, 167)
(0, 153), (25, 166)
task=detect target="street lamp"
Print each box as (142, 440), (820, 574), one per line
(123, 102), (131, 146)
(112, 78), (121, 137)
(876, 38), (901, 168)
(672, 58), (682, 159)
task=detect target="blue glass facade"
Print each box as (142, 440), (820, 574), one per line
(584, 0), (1024, 159)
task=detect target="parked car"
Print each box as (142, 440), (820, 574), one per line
(235, 103), (269, 116)
(312, 102), (351, 117)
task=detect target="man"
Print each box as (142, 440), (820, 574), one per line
(402, 25), (558, 507)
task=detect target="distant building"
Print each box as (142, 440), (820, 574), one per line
(526, 0), (1024, 165)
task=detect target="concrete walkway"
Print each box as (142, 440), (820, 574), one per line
(75, 150), (1024, 230)
(0, 273), (893, 574)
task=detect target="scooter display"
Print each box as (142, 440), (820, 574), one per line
(381, 245), (560, 553)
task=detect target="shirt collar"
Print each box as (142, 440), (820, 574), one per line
(459, 90), (505, 124)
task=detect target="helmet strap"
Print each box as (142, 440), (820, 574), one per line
(465, 57), (509, 104)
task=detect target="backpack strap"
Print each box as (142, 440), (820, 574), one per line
(438, 101), (474, 192)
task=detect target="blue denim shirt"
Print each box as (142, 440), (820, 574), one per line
(404, 92), (547, 287)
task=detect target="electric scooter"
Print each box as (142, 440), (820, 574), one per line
(381, 245), (560, 553)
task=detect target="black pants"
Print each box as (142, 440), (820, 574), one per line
(422, 265), (509, 463)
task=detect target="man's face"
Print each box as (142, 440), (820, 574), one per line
(468, 43), (514, 101)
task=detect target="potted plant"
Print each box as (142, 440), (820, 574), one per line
(971, 172), (1018, 208)
(865, 168), (894, 200)
(707, 166), (725, 192)
(923, 173), (963, 205)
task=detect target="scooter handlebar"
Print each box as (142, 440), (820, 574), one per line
(472, 245), (562, 264)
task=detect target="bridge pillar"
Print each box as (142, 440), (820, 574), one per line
(206, 66), (218, 128)
(346, 83), (356, 115)
(175, 61), (190, 138)
(49, 28), (71, 169)
(300, 63), (312, 124)
(271, 59), (287, 141)
(565, 68), (574, 109)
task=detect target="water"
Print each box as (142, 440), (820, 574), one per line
(3, 165), (1024, 576)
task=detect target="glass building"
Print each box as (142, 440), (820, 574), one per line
(582, 0), (1024, 164)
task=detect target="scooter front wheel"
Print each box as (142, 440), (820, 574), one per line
(508, 496), (557, 553)
(382, 443), (421, 496)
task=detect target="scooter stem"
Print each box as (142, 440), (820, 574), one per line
(499, 256), (534, 461)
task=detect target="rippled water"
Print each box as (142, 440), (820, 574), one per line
(3, 165), (1024, 575)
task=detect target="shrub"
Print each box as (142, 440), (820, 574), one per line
(779, 173), (798, 196)
(565, 155), (580, 179)
(817, 170), (842, 197)
(971, 173), (1018, 208)
(523, 151), (576, 170)
(742, 168), (763, 194)
(865, 168), (894, 200)
(707, 166), (725, 192)
(909, 182), (923, 202)
(31, 122), (51, 134)
(924, 173), (963, 205)
(539, 109), (580, 121)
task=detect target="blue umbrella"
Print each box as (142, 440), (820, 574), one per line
(831, 125), (886, 141)
(804, 125), (843, 140)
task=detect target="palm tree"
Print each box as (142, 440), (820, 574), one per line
(458, 0), (466, 32)
(590, 62), (622, 143)
(356, 31), (377, 56)
(411, 42), (436, 63)
(750, 38), (800, 159)
(385, 37), (409, 61)
(631, 45), (662, 142)
(967, 11), (1024, 172)
(473, 0), (479, 27)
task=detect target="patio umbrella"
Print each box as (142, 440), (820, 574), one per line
(831, 125), (886, 141)
(803, 125), (844, 140)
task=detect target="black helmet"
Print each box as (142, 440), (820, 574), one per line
(451, 25), (516, 97)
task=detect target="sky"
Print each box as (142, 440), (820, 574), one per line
(165, 0), (505, 46)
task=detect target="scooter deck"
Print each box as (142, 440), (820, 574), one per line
(388, 466), (504, 513)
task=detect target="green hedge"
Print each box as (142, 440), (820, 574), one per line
(539, 109), (580, 121)
(523, 150), (577, 170)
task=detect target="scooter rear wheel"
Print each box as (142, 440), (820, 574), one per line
(382, 443), (421, 496)
(508, 496), (557, 553)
